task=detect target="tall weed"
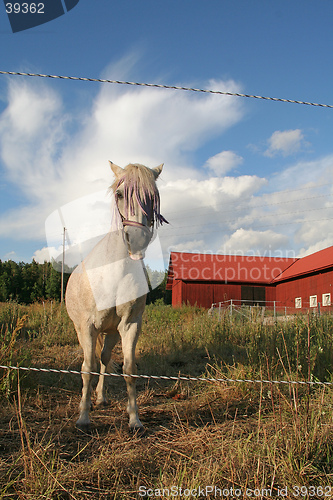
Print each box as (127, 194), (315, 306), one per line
(140, 304), (333, 386)
(0, 302), (333, 498)
(0, 315), (27, 397)
(0, 300), (77, 346)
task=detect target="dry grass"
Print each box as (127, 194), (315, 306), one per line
(0, 302), (333, 499)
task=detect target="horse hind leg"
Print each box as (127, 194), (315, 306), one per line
(95, 332), (120, 406)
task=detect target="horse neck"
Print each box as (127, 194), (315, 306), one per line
(107, 228), (129, 259)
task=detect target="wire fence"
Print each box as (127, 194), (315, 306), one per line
(210, 299), (332, 321)
(1, 69), (333, 109)
(0, 69), (332, 390)
(1, 363), (332, 388)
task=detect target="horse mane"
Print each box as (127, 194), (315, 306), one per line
(111, 163), (168, 227)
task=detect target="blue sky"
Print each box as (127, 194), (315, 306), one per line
(0, 0), (333, 268)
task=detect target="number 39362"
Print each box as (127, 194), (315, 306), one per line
(5, 3), (45, 14)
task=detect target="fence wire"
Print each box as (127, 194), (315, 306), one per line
(0, 69), (332, 389)
(1, 364), (332, 387)
(0, 70), (333, 109)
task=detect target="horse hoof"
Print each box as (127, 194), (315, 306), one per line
(75, 422), (92, 434)
(129, 425), (146, 437)
(95, 400), (109, 407)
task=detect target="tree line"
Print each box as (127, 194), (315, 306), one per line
(0, 259), (170, 305)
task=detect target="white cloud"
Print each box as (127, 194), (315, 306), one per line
(0, 204), (50, 240)
(158, 152), (333, 260)
(270, 155), (333, 191)
(167, 239), (206, 254)
(83, 77), (244, 180)
(216, 156), (333, 257)
(295, 218), (333, 256)
(264, 129), (305, 157)
(204, 150), (243, 176)
(161, 174), (266, 212)
(4, 81), (61, 137)
(1, 57), (332, 264)
(0, 58), (247, 265)
(33, 246), (60, 264)
(3, 250), (17, 261)
(221, 228), (289, 255)
(298, 236), (333, 258)
(157, 175), (269, 259)
(0, 80), (67, 199)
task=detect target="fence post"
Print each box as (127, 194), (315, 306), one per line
(218, 302), (221, 320)
(273, 301), (276, 319)
(230, 299), (233, 321)
(318, 302), (321, 316)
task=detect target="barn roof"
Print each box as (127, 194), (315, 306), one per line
(166, 251), (297, 288)
(272, 245), (333, 283)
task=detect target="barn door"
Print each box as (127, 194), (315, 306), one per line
(241, 286), (265, 306)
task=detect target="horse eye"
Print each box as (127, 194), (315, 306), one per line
(116, 190), (123, 199)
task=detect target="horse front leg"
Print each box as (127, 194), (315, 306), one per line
(75, 325), (98, 431)
(119, 321), (143, 431)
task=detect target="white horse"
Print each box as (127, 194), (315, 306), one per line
(65, 162), (166, 432)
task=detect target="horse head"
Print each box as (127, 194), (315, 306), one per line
(110, 161), (167, 260)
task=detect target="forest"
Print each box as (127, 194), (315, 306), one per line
(0, 259), (169, 304)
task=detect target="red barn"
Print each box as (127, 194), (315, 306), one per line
(273, 246), (333, 310)
(166, 246), (333, 312)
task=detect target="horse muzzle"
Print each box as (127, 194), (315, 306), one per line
(123, 220), (153, 260)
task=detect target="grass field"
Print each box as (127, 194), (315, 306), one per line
(0, 300), (333, 499)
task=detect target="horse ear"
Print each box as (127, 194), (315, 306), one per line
(152, 163), (164, 179)
(109, 161), (124, 178)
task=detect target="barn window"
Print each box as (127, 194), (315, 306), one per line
(322, 293), (331, 306)
(295, 297), (302, 309)
(309, 295), (317, 308)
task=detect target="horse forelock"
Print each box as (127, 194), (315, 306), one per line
(111, 164), (168, 226)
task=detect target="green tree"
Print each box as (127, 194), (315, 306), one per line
(0, 261), (8, 301)
(145, 268), (171, 305)
(45, 261), (62, 300)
